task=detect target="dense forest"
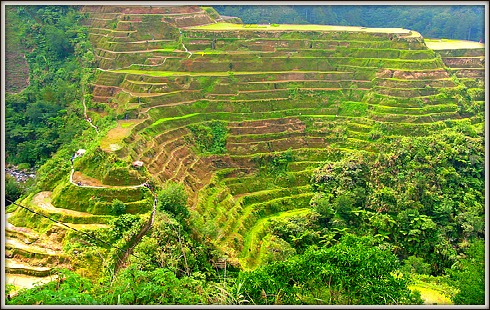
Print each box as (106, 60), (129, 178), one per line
(4, 6), (103, 204)
(213, 5), (485, 42)
(3, 4), (486, 306)
(5, 6), (95, 167)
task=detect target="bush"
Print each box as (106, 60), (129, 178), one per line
(5, 175), (25, 206)
(157, 182), (189, 220)
(401, 255), (431, 275)
(111, 199), (126, 215)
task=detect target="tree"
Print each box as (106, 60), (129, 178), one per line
(238, 234), (423, 305)
(157, 181), (189, 220)
(5, 175), (25, 206)
(447, 240), (485, 305)
(5, 5), (93, 168)
(111, 199), (126, 215)
(96, 264), (205, 305)
(401, 256), (431, 275)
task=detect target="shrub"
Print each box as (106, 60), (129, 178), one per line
(157, 182), (189, 220)
(111, 199), (126, 215)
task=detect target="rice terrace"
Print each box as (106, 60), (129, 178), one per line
(3, 3), (486, 306)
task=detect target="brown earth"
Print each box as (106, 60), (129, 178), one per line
(5, 48), (30, 94)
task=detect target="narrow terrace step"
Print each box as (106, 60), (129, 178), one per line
(222, 191), (314, 248)
(6, 238), (61, 257)
(375, 78), (455, 88)
(374, 86), (447, 97)
(368, 103), (459, 115)
(370, 111), (460, 123)
(5, 258), (56, 277)
(146, 136), (188, 168)
(441, 56), (484, 68)
(449, 68), (484, 78)
(224, 171), (311, 196)
(227, 135), (328, 156)
(238, 208), (313, 269)
(27, 191), (114, 224)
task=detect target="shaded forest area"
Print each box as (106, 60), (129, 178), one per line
(213, 5), (485, 42)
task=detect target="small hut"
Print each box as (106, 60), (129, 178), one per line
(132, 160), (144, 168)
(75, 149), (86, 157)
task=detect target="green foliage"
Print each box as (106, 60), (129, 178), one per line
(310, 128), (484, 274)
(157, 182), (189, 220)
(254, 148), (295, 176)
(97, 265), (206, 304)
(111, 199), (126, 215)
(5, 6), (96, 168)
(337, 101), (368, 117)
(188, 120), (228, 154)
(238, 234), (422, 305)
(268, 212), (322, 254)
(401, 256), (431, 275)
(228, 71), (238, 83)
(5, 174), (26, 206)
(196, 76), (219, 94)
(446, 240), (485, 305)
(6, 269), (98, 305)
(7, 266), (207, 305)
(110, 213), (143, 240)
(310, 193), (335, 226)
(260, 235), (297, 264)
(311, 152), (370, 214)
(131, 212), (213, 277)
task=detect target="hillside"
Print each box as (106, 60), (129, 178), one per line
(5, 5), (485, 305)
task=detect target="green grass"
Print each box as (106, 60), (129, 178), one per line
(240, 207), (312, 270)
(409, 283), (453, 305)
(150, 113), (200, 127)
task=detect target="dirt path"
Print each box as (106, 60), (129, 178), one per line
(31, 191), (97, 218)
(69, 167), (145, 189)
(81, 83), (99, 134)
(180, 31), (193, 58)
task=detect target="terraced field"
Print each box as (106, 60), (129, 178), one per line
(79, 5), (485, 268)
(6, 4), (485, 287)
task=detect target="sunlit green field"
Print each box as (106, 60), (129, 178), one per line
(409, 284), (453, 305)
(425, 38), (485, 50)
(187, 22), (412, 34)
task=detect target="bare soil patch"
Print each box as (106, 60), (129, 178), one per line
(5, 50), (30, 93)
(72, 171), (105, 187)
(100, 119), (144, 152)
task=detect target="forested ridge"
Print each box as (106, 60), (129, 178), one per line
(3, 4), (486, 306)
(5, 6), (95, 167)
